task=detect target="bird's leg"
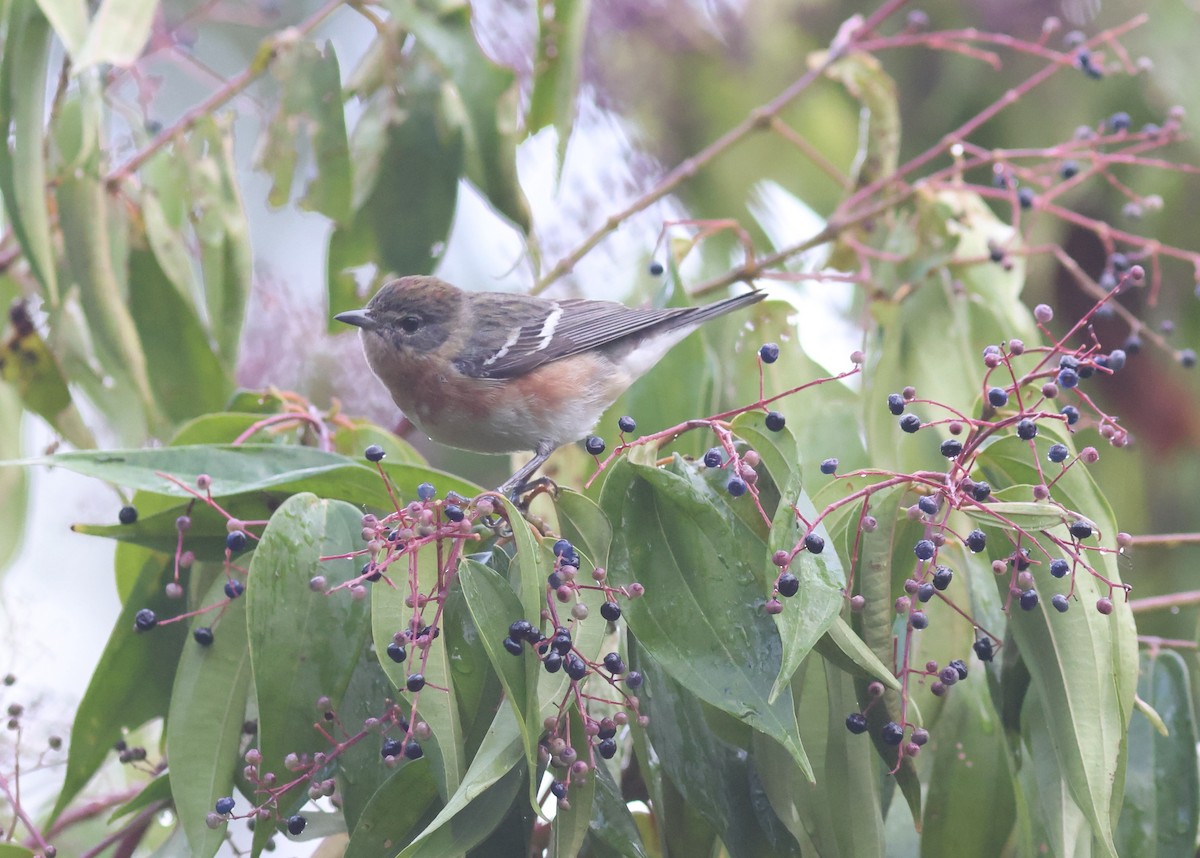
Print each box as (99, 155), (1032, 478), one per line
(498, 440), (558, 501)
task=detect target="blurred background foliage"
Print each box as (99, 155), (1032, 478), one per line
(2, 0), (1200, 854)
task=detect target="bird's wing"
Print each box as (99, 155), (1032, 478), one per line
(453, 293), (758, 380)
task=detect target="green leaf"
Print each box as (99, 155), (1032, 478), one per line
(0, 1), (59, 302)
(168, 572), (252, 858)
(371, 542), (465, 800)
(823, 52), (899, 187)
(977, 434), (1137, 857)
(0, 844), (36, 857)
(343, 758), (440, 858)
(245, 494), (372, 855)
(51, 543), (188, 820)
(394, 5), (531, 231)
(602, 457), (812, 780)
(327, 86), (463, 324)
(589, 761), (650, 858)
(0, 384), (29, 573)
(34, 0), (87, 56)
(74, 0), (157, 69)
(960, 500), (1070, 531)
(813, 616), (900, 691)
(920, 668), (1016, 856)
(336, 643), (402, 833)
(258, 40), (352, 223)
(57, 156), (160, 427)
(128, 246), (233, 424)
(107, 770), (172, 821)
(553, 488), (612, 571)
(527, 0), (589, 167)
(552, 705), (596, 857)
(397, 705), (525, 857)
(1116, 649), (1199, 857)
(634, 646), (802, 858)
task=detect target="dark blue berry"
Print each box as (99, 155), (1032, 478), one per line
(119, 505), (138, 525)
(1052, 594), (1070, 613)
(386, 642), (406, 663)
(887, 393), (906, 415)
(987, 387), (1009, 407)
(899, 414), (921, 433)
(727, 477), (747, 497)
(1069, 520), (1093, 539)
(547, 572), (563, 589)
(503, 637), (523, 656)
(1050, 559), (1069, 578)
(881, 721), (905, 745)
(1181, 350), (1197, 369)
(1061, 405), (1080, 426)
(1059, 355), (1080, 370)
(417, 483), (436, 501)
(972, 482), (991, 502)
(910, 611), (928, 630)
(618, 415), (637, 434)
(552, 633), (573, 655)
(648, 261), (664, 276)
(443, 504), (464, 522)
(777, 573), (799, 598)
(804, 533), (825, 555)
(364, 445), (385, 462)
(1107, 349), (1126, 372)
(404, 740), (423, 760)
(1048, 444), (1069, 463)
(552, 539), (573, 557)
(917, 582), (935, 603)
(584, 435), (605, 455)
(820, 458), (838, 475)
(966, 529), (987, 553)
(215, 796), (235, 815)
(543, 652), (562, 673)
(509, 620), (534, 640)
(134, 608), (157, 632)
(1057, 368), (1079, 389)
(949, 659), (968, 680)
(933, 566), (953, 590)
(550, 780), (568, 799)
(1108, 111), (1131, 132)
(597, 718), (617, 739)
(845, 712), (868, 734)
(973, 637), (994, 662)
(1077, 363), (1094, 379)
(939, 666), (959, 686)
(287, 815), (306, 835)
(759, 343), (780, 363)
(600, 602), (621, 622)
(1123, 335), (1142, 355)
(1016, 419), (1038, 440)
(1017, 187), (1035, 209)
(406, 674), (425, 692)
(564, 655), (588, 681)
(1014, 548), (1031, 571)
(226, 530), (248, 553)
(765, 411), (786, 432)
(1060, 160), (1079, 179)
(703, 448), (722, 468)
(381, 737), (403, 759)
(914, 539), (935, 561)
(193, 626), (214, 646)
(1019, 589), (1039, 610)
(361, 562), (381, 582)
(224, 579), (244, 599)
(598, 738), (617, 759)
(626, 670), (644, 689)
(603, 652), (625, 674)
(918, 495), (939, 515)
(940, 439), (963, 458)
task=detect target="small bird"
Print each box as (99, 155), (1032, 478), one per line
(336, 275), (765, 494)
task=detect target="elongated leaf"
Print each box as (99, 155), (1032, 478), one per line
(0, 384), (29, 573)
(398, 705), (525, 857)
(336, 643), (402, 833)
(51, 544), (188, 820)
(589, 761), (650, 858)
(372, 543), (465, 800)
(35, 0), (87, 57)
(813, 616), (900, 690)
(552, 706), (596, 857)
(245, 494), (371, 855)
(635, 646), (801, 858)
(75, 0), (156, 69)
(602, 457), (812, 780)
(554, 489), (612, 571)
(960, 500), (1070, 531)
(976, 433), (1136, 857)
(0, 844), (35, 857)
(0, 1), (58, 302)
(343, 758), (439, 858)
(1116, 649), (1199, 857)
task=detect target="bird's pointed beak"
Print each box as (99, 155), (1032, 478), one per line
(334, 309), (376, 330)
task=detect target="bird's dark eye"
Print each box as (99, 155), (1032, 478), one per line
(400, 315), (421, 333)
